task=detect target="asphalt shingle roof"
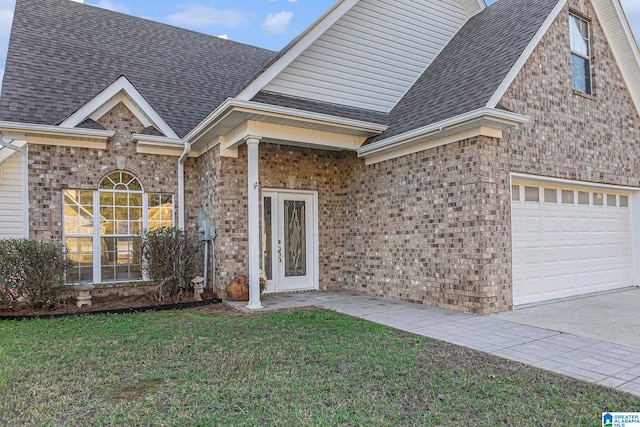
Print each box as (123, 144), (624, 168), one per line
(252, 91), (389, 125)
(76, 118), (106, 131)
(367, 0), (561, 144)
(0, 0), (276, 137)
(1, 0), (561, 143)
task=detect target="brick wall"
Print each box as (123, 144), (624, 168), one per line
(28, 102), (180, 241)
(500, 0), (640, 184)
(209, 143), (351, 297)
(340, 0), (640, 314)
(342, 136), (512, 314)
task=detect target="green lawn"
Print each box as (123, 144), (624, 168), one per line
(0, 308), (637, 426)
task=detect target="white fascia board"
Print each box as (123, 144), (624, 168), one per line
(130, 134), (196, 157)
(462, 0), (486, 18)
(130, 134), (184, 145)
(0, 121), (115, 139)
(486, 0), (567, 108)
(592, 0), (640, 115)
(358, 108), (530, 157)
(236, 0), (360, 101)
(185, 98), (388, 145)
(59, 76), (179, 139)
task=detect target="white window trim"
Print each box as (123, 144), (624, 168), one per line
(63, 177), (175, 285)
(570, 13), (593, 95)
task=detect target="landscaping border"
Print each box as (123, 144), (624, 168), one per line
(0, 298), (222, 321)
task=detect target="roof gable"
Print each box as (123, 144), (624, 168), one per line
(487, 0), (640, 114)
(0, 0), (276, 138)
(584, 0), (640, 114)
(240, 0), (486, 113)
(60, 76), (178, 139)
(368, 0), (561, 144)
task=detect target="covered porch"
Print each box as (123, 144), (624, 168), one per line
(186, 98), (387, 309)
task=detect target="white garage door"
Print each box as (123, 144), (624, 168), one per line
(512, 182), (633, 306)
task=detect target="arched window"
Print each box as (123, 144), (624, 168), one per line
(98, 171), (144, 281)
(63, 171), (174, 284)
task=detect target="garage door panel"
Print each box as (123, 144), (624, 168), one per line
(512, 182), (633, 306)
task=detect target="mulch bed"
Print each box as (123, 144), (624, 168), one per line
(0, 290), (221, 320)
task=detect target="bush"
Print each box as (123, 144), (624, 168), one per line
(0, 239), (67, 309)
(136, 227), (202, 301)
(0, 283), (20, 310)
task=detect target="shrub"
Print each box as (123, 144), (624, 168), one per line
(136, 227), (202, 300)
(0, 239), (67, 309)
(0, 283), (20, 310)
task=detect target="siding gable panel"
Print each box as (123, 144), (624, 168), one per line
(263, 0), (470, 113)
(0, 155), (24, 239)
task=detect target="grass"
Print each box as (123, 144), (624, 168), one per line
(0, 307), (638, 426)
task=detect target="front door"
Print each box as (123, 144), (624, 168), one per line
(263, 190), (317, 293)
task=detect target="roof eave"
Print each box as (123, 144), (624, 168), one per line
(590, 0), (640, 116)
(0, 121), (115, 139)
(130, 133), (197, 158)
(186, 98), (388, 151)
(358, 108), (530, 162)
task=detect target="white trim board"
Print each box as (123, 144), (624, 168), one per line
(236, 0), (360, 101)
(358, 108), (529, 164)
(591, 0), (640, 116)
(59, 76), (179, 139)
(511, 172), (640, 192)
(487, 0), (567, 108)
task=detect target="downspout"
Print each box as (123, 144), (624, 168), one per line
(0, 133), (28, 238)
(177, 140), (191, 230)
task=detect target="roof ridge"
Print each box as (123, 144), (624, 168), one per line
(51, 0), (277, 54)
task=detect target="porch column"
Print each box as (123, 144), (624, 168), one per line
(246, 136), (263, 310)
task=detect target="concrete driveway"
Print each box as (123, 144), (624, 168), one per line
(496, 287), (640, 349)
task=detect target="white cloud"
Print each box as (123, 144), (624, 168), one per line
(262, 11), (293, 34)
(95, 0), (129, 13)
(166, 5), (249, 29)
(218, 34), (228, 40)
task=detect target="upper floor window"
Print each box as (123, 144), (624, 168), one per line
(570, 14), (592, 95)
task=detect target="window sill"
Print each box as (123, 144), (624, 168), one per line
(572, 90), (596, 101)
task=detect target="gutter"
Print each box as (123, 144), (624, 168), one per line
(358, 107), (530, 159)
(184, 98), (388, 147)
(177, 140), (191, 230)
(0, 134), (29, 238)
(0, 121), (115, 139)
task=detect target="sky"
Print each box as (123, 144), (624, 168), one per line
(0, 0), (638, 88)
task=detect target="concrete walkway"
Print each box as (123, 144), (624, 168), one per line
(496, 288), (640, 348)
(228, 289), (640, 396)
